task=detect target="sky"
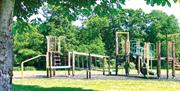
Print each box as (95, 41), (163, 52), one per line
(123, 0), (180, 22)
(73, 0), (180, 26)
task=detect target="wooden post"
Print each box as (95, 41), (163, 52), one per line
(77, 54), (80, 68)
(89, 53), (92, 78)
(137, 40), (140, 75)
(103, 58), (105, 75)
(58, 37), (61, 52)
(125, 40), (129, 76)
(172, 41), (176, 79)
(108, 58), (111, 75)
(50, 52), (53, 77)
(95, 57), (97, 68)
(146, 43), (150, 78)
(68, 51), (71, 75)
(72, 51), (75, 76)
(137, 55), (140, 75)
(157, 41), (161, 79)
(53, 70), (56, 77)
(46, 36), (50, 78)
(115, 32), (119, 75)
(166, 33), (169, 79)
(143, 42), (149, 78)
(46, 52), (49, 78)
(143, 43), (146, 64)
(47, 68), (49, 78)
(82, 56), (84, 68)
(86, 56), (89, 79)
(21, 63), (24, 78)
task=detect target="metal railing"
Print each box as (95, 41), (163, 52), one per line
(21, 55), (46, 78)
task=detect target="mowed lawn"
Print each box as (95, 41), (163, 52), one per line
(13, 79), (180, 91)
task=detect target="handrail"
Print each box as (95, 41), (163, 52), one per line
(69, 51), (109, 58)
(21, 55), (46, 78)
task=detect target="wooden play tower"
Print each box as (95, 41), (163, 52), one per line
(46, 36), (71, 77)
(115, 32), (130, 76)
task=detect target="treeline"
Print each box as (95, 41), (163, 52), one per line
(13, 9), (180, 68)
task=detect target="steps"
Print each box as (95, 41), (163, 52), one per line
(53, 53), (61, 66)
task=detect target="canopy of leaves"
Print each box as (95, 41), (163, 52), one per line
(13, 22), (44, 65)
(14, 0), (177, 20)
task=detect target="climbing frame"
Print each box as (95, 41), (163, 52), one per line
(115, 32), (130, 76)
(46, 36), (71, 77)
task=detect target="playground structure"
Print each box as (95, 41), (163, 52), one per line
(46, 36), (71, 77)
(165, 33), (180, 78)
(115, 32), (130, 76)
(115, 32), (179, 79)
(69, 51), (110, 79)
(21, 32), (180, 79)
(21, 35), (110, 79)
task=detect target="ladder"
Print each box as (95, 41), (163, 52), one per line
(53, 52), (61, 66)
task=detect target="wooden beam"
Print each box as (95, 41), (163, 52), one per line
(69, 51), (109, 58)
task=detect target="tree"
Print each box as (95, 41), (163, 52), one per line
(77, 16), (108, 54)
(46, 15), (79, 51)
(0, 0), (15, 91)
(0, 0), (177, 90)
(13, 22), (44, 66)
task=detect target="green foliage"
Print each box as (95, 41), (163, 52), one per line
(13, 78), (180, 91)
(13, 0), (180, 69)
(14, 0), (176, 21)
(46, 14), (79, 51)
(77, 16), (108, 55)
(146, 10), (180, 42)
(13, 66), (37, 71)
(13, 22), (44, 65)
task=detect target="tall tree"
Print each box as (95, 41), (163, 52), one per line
(0, 0), (15, 91)
(0, 0), (177, 90)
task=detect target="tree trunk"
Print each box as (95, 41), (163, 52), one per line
(0, 0), (15, 91)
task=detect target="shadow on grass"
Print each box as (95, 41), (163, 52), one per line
(13, 84), (96, 91)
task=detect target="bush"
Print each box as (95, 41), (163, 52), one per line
(13, 67), (21, 71)
(13, 66), (37, 71)
(129, 62), (135, 69)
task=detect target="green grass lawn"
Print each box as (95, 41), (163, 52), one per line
(13, 69), (180, 78)
(13, 79), (180, 91)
